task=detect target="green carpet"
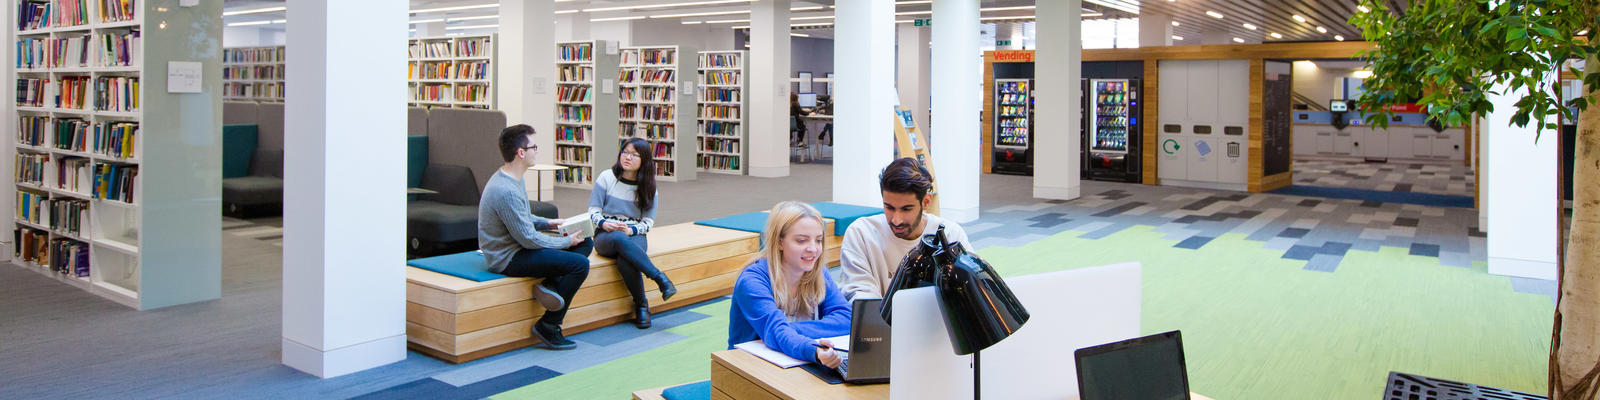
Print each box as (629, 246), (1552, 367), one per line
(493, 225), (1553, 399)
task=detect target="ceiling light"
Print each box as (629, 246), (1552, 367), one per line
(652, 10), (748, 18)
(792, 16), (835, 21)
(1581, 29), (1591, 36)
(1335, 34), (1345, 41)
(227, 20), (272, 26)
(1269, 32), (1282, 38)
(1171, 21), (1180, 26)
(223, 6), (285, 16)
(981, 6), (1035, 12)
(896, 0), (933, 4)
(583, 0), (751, 13)
(591, 16), (647, 22)
(410, 4), (496, 14)
(682, 21), (702, 24)
(271, 19), (285, 24)
(1356, 5), (1370, 12)
(791, 33), (809, 37)
(896, 20), (913, 24)
(1206, 11), (1224, 18)
(449, 15), (497, 22)
(897, 10), (932, 16)
(1352, 70), (1373, 79)
(1172, 35), (1183, 40)
(980, 15), (1040, 21)
(705, 19), (751, 24)
(1292, 15), (1307, 23)
(1232, 37), (1245, 43)
(791, 6), (824, 11)
(1242, 23), (1256, 30)
(555, 10), (578, 14)
(409, 18), (443, 24)
(792, 22), (833, 28)
(1316, 26), (1327, 33)
(447, 24), (497, 30)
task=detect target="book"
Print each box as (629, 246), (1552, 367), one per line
(551, 214), (594, 240)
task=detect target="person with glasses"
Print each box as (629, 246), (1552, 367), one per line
(588, 137), (675, 329)
(479, 124), (593, 350)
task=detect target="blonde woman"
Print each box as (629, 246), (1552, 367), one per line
(727, 201), (851, 368)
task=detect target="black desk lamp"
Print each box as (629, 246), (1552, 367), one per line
(881, 225), (1029, 399)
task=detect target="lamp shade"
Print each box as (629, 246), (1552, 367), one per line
(882, 225), (1029, 355)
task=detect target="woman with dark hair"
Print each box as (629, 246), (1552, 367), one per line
(588, 137), (676, 329)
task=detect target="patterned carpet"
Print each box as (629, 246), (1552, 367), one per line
(1291, 159), (1475, 197)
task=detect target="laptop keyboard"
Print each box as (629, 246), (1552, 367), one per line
(835, 354), (850, 376)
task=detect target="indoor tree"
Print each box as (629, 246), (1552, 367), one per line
(1350, 0), (1599, 398)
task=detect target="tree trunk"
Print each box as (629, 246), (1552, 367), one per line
(1555, 55), (1600, 400)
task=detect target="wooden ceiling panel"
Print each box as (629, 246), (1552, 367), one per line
(1143, 0), (1371, 43)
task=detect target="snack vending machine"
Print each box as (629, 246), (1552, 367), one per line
(1082, 78), (1142, 182)
(993, 79), (1033, 175)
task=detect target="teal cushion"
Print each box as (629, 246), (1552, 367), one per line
(407, 136), (428, 188)
(660, 381), (710, 400)
(809, 202), (883, 236)
(694, 211), (769, 234)
(406, 251), (507, 282)
(222, 125), (259, 178)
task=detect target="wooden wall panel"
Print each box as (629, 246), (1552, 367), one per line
(1248, 59), (1267, 192)
(1143, 61), (1159, 184)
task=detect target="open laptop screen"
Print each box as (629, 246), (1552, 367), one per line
(1074, 330), (1189, 400)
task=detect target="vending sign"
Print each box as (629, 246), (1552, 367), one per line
(994, 50), (1035, 62)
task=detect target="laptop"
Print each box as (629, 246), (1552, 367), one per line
(801, 298), (892, 384)
(1073, 330), (1190, 400)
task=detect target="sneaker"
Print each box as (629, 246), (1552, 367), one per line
(530, 321), (577, 350)
(532, 280), (566, 311)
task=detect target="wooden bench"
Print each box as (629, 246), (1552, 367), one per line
(405, 220), (843, 363)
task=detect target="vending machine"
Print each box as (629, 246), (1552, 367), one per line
(1082, 78), (1142, 182)
(992, 79), (1033, 175)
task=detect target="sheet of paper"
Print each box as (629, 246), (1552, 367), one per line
(734, 340), (807, 369)
(822, 335), (850, 352)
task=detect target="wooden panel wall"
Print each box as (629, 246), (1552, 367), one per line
(982, 52), (995, 173)
(1247, 59), (1268, 192)
(1142, 61), (1160, 184)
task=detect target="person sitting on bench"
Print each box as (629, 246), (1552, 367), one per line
(727, 201), (851, 368)
(479, 124), (594, 350)
(589, 137), (676, 329)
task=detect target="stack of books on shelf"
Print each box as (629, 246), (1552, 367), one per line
(222, 46), (285, 102)
(407, 35), (495, 109)
(696, 51), (745, 174)
(618, 46), (692, 181)
(553, 41), (609, 188)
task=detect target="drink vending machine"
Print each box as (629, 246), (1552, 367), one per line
(992, 79), (1033, 175)
(1080, 78), (1142, 182)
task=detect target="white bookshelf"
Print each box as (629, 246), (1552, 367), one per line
(222, 46), (284, 102)
(9, 0), (222, 310)
(696, 51), (746, 175)
(408, 34), (496, 109)
(618, 45), (695, 182)
(553, 40), (619, 189)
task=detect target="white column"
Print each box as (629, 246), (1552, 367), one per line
(896, 24), (930, 139)
(1486, 78), (1559, 279)
(750, 0), (792, 177)
(833, 0), (896, 205)
(558, 13), (589, 42)
(1201, 30), (1234, 45)
(1139, 12), (1173, 47)
(418, 21), (445, 37)
(1033, 0), (1081, 200)
(500, 0), (557, 167)
(930, 0), (980, 222)
(1, 0), (12, 263)
(282, 0), (408, 378)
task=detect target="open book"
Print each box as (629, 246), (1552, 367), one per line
(545, 214), (594, 240)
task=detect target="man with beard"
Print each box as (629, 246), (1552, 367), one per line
(839, 157), (973, 300)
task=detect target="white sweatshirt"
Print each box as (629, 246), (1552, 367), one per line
(838, 213), (972, 300)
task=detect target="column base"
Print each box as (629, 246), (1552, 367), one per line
(1488, 257), (1558, 280)
(1032, 184), (1080, 201)
(939, 205), (980, 224)
(283, 334), (407, 378)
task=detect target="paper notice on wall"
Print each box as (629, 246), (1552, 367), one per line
(602, 79), (615, 94)
(167, 61), (202, 93)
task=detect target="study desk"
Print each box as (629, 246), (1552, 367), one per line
(522, 164), (566, 202)
(796, 114), (833, 162)
(710, 349), (887, 400)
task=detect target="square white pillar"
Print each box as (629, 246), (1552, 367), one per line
(1033, 0), (1082, 200)
(896, 24), (930, 132)
(500, 0), (557, 167)
(750, 0), (792, 177)
(1139, 12), (1173, 47)
(832, 0), (896, 206)
(931, 0), (980, 223)
(282, 0), (409, 378)
(1486, 80), (1559, 280)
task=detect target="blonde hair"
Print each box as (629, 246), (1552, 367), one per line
(751, 201), (828, 321)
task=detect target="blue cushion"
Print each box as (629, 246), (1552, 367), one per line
(407, 136), (428, 188)
(406, 251), (507, 282)
(693, 211), (770, 234)
(222, 124), (259, 179)
(660, 381), (711, 400)
(809, 202), (882, 236)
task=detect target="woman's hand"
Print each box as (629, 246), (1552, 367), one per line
(602, 221), (628, 232)
(814, 339), (842, 368)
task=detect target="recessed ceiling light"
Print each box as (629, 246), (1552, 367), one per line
(1242, 23), (1256, 30)
(897, 10), (932, 16)
(792, 16), (835, 21)
(1316, 26), (1327, 33)
(682, 21), (702, 24)
(1356, 5), (1370, 12)
(555, 10), (578, 14)
(651, 10), (748, 19)
(227, 20), (273, 26)
(410, 4), (496, 14)
(1232, 37), (1245, 43)
(1270, 32), (1282, 38)
(1172, 35), (1183, 40)
(705, 19), (751, 24)
(1206, 11), (1224, 18)
(591, 16), (647, 22)
(791, 33), (809, 37)
(896, 0), (933, 4)
(1171, 21), (1180, 27)
(1334, 34), (1345, 41)
(583, 0), (752, 13)
(1292, 15), (1307, 23)
(224, 6), (285, 16)
(981, 6), (1035, 12)
(409, 18), (443, 24)
(1581, 29), (1591, 36)
(447, 24), (496, 30)
(791, 6), (824, 11)
(449, 15), (497, 22)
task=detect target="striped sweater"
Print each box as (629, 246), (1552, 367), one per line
(587, 169), (657, 235)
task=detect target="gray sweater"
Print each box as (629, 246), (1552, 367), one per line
(587, 169), (657, 235)
(479, 169), (569, 273)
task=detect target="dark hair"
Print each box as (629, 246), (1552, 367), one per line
(879, 157), (932, 201)
(498, 124), (534, 163)
(612, 138), (657, 212)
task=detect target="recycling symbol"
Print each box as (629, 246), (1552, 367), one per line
(1162, 139), (1181, 155)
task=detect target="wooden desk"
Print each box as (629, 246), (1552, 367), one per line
(710, 349), (887, 400)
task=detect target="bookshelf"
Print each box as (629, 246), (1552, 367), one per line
(617, 45), (695, 182)
(407, 34), (496, 109)
(9, 0), (222, 310)
(222, 46), (284, 102)
(553, 40), (619, 189)
(695, 50), (746, 175)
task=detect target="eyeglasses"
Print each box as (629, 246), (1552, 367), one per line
(620, 152), (640, 159)
(523, 144), (539, 152)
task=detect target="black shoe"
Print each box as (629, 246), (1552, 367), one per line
(633, 306), (652, 329)
(653, 274), (677, 302)
(532, 280), (566, 311)
(530, 321), (577, 350)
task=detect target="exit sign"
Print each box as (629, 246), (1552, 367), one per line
(997, 40), (1012, 46)
(913, 18), (932, 26)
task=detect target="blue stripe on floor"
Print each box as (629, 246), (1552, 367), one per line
(354, 365), (561, 400)
(1267, 185), (1474, 208)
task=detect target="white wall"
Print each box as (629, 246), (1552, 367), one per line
(1292, 61), (1363, 107)
(1485, 77), (1560, 280)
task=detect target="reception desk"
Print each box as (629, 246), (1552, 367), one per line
(1291, 123), (1465, 162)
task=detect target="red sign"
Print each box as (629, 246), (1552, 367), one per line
(1386, 104), (1423, 113)
(993, 50), (1034, 63)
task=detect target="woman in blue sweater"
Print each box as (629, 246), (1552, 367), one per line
(727, 201), (851, 367)
(589, 138), (675, 329)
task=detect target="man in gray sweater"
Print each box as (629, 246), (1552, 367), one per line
(480, 124), (593, 350)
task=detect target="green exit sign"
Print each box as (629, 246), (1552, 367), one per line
(913, 18), (932, 26)
(997, 40), (1012, 46)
